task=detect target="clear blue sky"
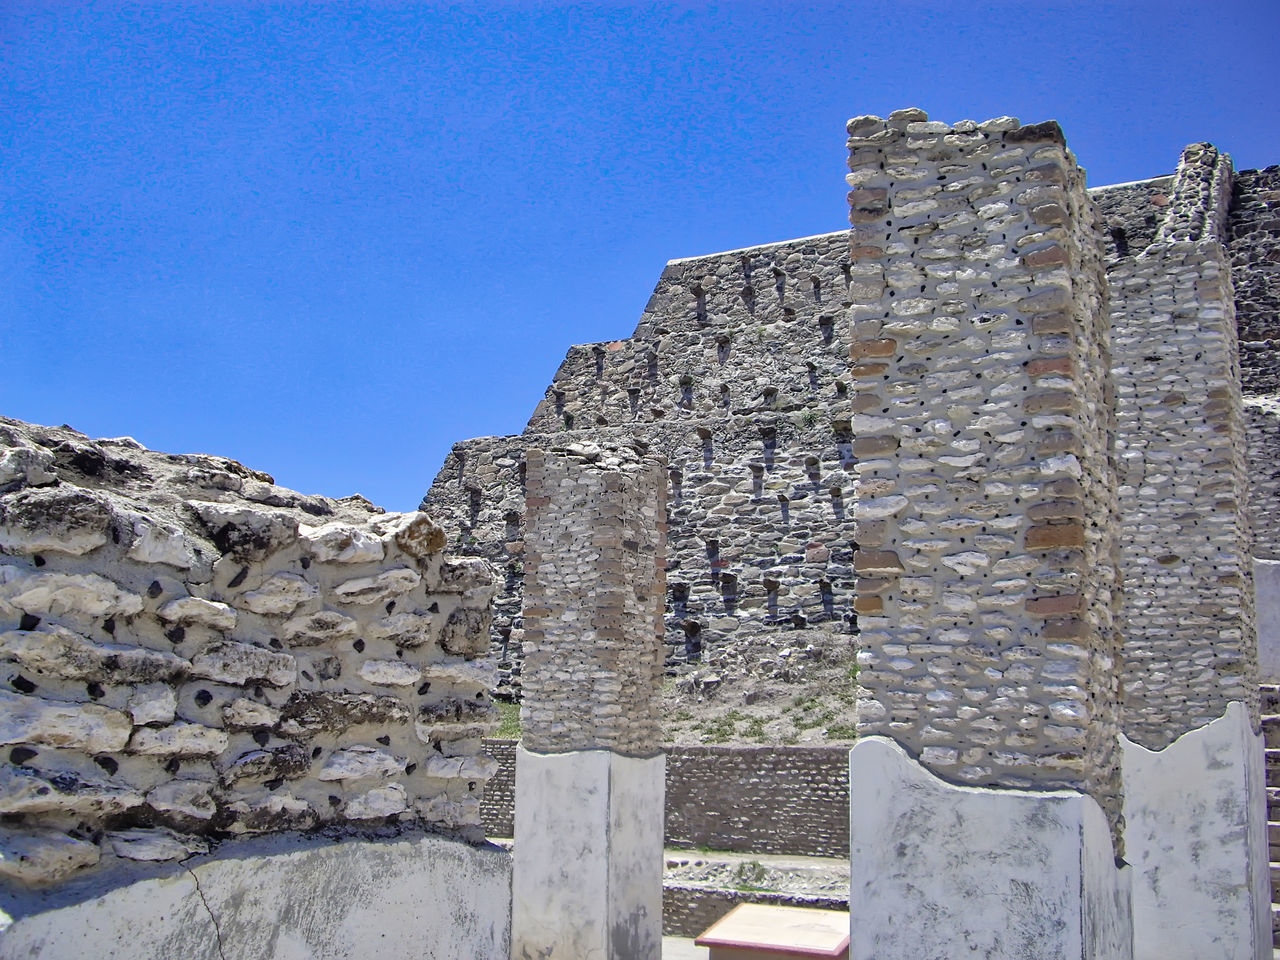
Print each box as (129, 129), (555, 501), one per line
(3, 1), (1277, 510)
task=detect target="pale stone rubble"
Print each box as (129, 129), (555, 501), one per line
(0, 418), (498, 886)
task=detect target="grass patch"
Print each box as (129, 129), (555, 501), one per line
(496, 701), (521, 739)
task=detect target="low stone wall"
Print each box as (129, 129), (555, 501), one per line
(0, 418), (501, 889)
(481, 739), (850, 858)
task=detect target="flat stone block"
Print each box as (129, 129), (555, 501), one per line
(695, 903), (848, 958)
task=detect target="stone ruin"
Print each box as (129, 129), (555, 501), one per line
(0, 107), (1277, 959)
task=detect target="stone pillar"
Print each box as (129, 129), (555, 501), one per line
(510, 443), (667, 960)
(1110, 144), (1269, 960)
(844, 109), (1129, 959)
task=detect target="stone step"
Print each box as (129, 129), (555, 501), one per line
(1266, 715), (1280, 748)
(1271, 822), (1280, 862)
(1261, 685), (1280, 716)
(1273, 861), (1280, 899)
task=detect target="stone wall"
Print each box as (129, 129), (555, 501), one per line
(1110, 143), (1258, 748)
(519, 443), (667, 755)
(842, 111), (1122, 829)
(481, 739), (850, 858)
(0, 418), (500, 888)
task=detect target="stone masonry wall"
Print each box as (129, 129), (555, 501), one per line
(1111, 143), (1259, 749)
(480, 738), (850, 858)
(844, 110), (1122, 829)
(0, 418), (499, 888)
(519, 443), (667, 755)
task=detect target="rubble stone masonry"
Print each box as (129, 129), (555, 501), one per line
(0, 418), (499, 887)
(519, 443), (667, 755)
(843, 110), (1122, 828)
(1111, 144), (1258, 750)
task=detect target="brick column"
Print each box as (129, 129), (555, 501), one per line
(510, 442), (667, 960)
(844, 110), (1127, 960)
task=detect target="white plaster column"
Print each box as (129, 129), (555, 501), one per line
(1121, 701), (1270, 960)
(849, 737), (1131, 960)
(511, 747), (664, 960)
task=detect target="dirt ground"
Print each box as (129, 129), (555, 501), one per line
(659, 627), (859, 746)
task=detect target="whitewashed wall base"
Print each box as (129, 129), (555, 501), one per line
(1121, 700), (1269, 960)
(0, 832), (512, 960)
(511, 746), (663, 960)
(849, 737), (1130, 960)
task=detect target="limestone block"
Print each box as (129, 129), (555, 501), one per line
(221, 793), (316, 834)
(0, 689), (132, 753)
(0, 569), (143, 620)
(0, 625), (190, 684)
(0, 826), (99, 886)
(191, 640), (296, 687)
(300, 521), (385, 563)
(221, 697), (280, 730)
(107, 828), (208, 862)
(440, 606), (491, 657)
(221, 744), (312, 785)
(418, 658), (497, 689)
(188, 500), (299, 561)
(125, 516), (195, 568)
(332, 568), (421, 605)
(358, 659), (422, 686)
(344, 784), (408, 818)
(277, 691), (411, 739)
(281, 609), (360, 646)
(374, 511), (447, 561)
(415, 699), (499, 742)
(0, 445), (57, 488)
(128, 683), (178, 725)
(156, 596), (237, 631)
(0, 764), (143, 816)
(236, 572), (318, 616)
(0, 488), (112, 555)
(145, 779), (217, 820)
(365, 611), (435, 647)
(318, 746), (404, 782)
(127, 722), (229, 758)
(437, 556), (497, 594)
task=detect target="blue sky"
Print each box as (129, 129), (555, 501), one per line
(2, 1), (1277, 510)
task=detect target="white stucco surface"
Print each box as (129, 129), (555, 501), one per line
(512, 746), (664, 960)
(0, 831), (512, 960)
(848, 736), (1129, 960)
(1121, 700), (1269, 960)
(1256, 558), (1280, 683)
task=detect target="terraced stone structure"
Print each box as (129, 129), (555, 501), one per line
(0, 418), (499, 888)
(423, 159), (1280, 715)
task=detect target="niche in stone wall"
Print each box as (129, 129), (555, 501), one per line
(670, 468), (684, 504)
(772, 267), (786, 301)
(818, 315), (835, 346)
(717, 334), (731, 365)
(691, 284), (707, 324)
(679, 375), (694, 410)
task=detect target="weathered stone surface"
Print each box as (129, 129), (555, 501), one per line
(0, 488), (112, 555)
(236, 572), (318, 616)
(220, 697), (280, 730)
(191, 640), (296, 687)
(107, 827), (208, 862)
(440, 606), (492, 657)
(0, 827), (99, 885)
(129, 683), (178, 726)
(0, 444), (57, 488)
(0, 764), (143, 816)
(344, 784), (409, 819)
(415, 698), (500, 743)
(221, 744), (311, 785)
(376, 512), (447, 561)
(188, 500), (298, 561)
(0, 690), (132, 753)
(125, 516), (196, 568)
(0, 569), (143, 620)
(128, 722), (229, 758)
(157, 596), (237, 631)
(299, 521), (385, 563)
(332, 568), (421, 605)
(281, 609), (360, 646)
(0, 625), (189, 683)
(221, 794), (317, 834)
(366, 612), (435, 647)
(358, 659), (422, 687)
(145, 779), (217, 820)
(278, 691), (412, 738)
(317, 746), (404, 782)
